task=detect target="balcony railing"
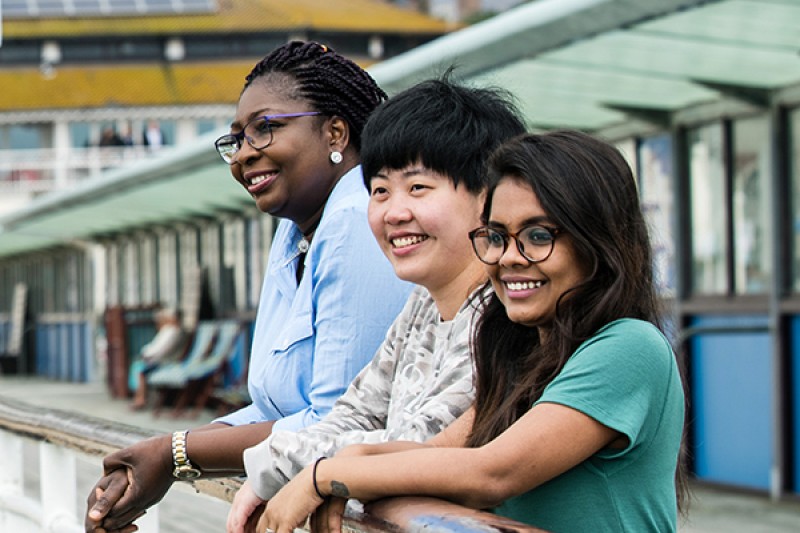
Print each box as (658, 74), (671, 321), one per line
(0, 394), (543, 533)
(0, 147), (170, 194)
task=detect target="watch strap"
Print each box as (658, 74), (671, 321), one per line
(171, 429), (201, 479)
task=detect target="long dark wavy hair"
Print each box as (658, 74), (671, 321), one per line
(466, 130), (688, 512)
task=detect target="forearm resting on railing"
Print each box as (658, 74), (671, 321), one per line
(0, 395), (545, 533)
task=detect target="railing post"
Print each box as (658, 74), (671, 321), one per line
(39, 440), (80, 532)
(136, 503), (160, 533)
(0, 432), (23, 494)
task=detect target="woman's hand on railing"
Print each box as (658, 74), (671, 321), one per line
(227, 480), (266, 533)
(85, 470), (137, 533)
(85, 435), (174, 532)
(259, 466), (325, 533)
(310, 497), (348, 533)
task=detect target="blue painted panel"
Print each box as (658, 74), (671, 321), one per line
(790, 318), (800, 494)
(69, 323), (81, 382)
(0, 319), (8, 350)
(34, 325), (48, 375)
(81, 322), (93, 382)
(57, 323), (68, 380)
(32, 320), (94, 383)
(50, 325), (62, 379)
(690, 315), (772, 490)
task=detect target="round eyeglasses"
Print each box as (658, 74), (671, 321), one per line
(214, 112), (321, 164)
(468, 224), (561, 265)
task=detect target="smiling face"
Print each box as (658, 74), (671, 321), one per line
(486, 177), (589, 332)
(368, 165), (485, 312)
(228, 75), (345, 230)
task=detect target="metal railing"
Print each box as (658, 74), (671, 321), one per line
(0, 147), (170, 194)
(0, 395), (543, 533)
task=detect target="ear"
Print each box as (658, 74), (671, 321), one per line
(327, 116), (351, 152)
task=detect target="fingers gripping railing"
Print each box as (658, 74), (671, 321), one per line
(0, 396), (543, 533)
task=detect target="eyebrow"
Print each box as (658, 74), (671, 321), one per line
(229, 108), (276, 129)
(488, 215), (552, 229)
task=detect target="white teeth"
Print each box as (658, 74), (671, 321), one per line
(250, 175), (269, 186)
(392, 235), (427, 247)
(505, 280), (543, 291)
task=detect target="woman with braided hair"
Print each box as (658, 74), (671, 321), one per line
(84, 41), (412, 533)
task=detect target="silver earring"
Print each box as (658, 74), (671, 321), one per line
(330, 151), (343, 164)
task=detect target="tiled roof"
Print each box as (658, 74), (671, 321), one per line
(3, 0), (452, 38)
(0, 62), (258, 110)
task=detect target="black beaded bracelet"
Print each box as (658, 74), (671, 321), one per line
(312, 456), (327, 499)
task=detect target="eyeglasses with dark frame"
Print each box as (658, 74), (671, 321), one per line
(214, 112), (322, 164)
(468, 224), (561, 265)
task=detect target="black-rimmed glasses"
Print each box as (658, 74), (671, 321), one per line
(468, 224), (561, 265)
(214, 112), (322, 164)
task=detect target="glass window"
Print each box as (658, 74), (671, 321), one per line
(732, 115), (771, 294)
(196, 119), (218, 136)
(142, 119), (175, 148)
(689, 123), (727, 295)
(4, 124), (52, 150)
(639, 134), (677, 297)
(0, 42), (40, 63)
(69, 122), (92, 148)
(790, 108), (800, 292)
(60, 39), (161, 63)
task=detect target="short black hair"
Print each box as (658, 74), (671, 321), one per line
(361, 75), (526, 192)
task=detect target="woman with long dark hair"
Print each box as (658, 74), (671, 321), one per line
(258, 130), (687, 533)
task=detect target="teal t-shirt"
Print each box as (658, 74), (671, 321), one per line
(494, 318), (685, 533)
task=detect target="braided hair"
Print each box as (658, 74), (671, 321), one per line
(243, 41), (386, 152)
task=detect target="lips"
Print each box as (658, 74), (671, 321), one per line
(504, 280), (544, 291)
(244, 170), (278, 194)
(391, 234), (428, 248)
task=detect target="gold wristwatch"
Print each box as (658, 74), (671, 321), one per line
(171, 430), (202, 480)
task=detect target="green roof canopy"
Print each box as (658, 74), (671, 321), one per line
(2, 0), (799, 258)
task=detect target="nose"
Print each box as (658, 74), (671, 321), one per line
(383, 195), (413, 225)
(498, 236), (529, 268)
(233, 138), (262, 166)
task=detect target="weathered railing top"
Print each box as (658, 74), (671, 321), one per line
(0, 395), (545, 533)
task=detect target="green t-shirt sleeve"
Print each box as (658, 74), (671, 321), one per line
(535, 319), (677, 459)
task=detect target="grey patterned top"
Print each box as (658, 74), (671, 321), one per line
(242, 285), (481, 500)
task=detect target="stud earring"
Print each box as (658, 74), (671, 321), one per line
(330, 151), (343, 164)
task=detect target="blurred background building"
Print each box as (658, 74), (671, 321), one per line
(1, 0), (800, 506)
(0, 0), (450, 215)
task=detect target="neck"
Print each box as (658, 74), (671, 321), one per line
(295, 165), (353, 235)
(429, 261), (487, 321)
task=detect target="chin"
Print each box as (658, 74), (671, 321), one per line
(504, 309), (544, 327)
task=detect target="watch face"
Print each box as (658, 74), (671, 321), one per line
(174, 466), (202, 480)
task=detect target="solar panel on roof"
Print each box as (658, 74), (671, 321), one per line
(3, 0), (33, 17)
(179, 0), (216, 13)
(35, 0), (68, 16)
(1, 0), (217, 17)
(145, 0), (175, 14)
(106, 0), (142, 15)
(71, 0), (105, 16)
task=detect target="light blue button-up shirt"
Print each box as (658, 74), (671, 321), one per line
(216, 166), (413, 431)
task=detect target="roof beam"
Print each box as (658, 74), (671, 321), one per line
(602, 104), (673, 128)
(691, 80), (772, 108)
(369, 0), (715, 94)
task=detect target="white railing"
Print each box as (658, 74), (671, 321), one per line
(0, 147), (171, 194)
(0, 395), (543, 533)
(0, 432), (86, 533)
